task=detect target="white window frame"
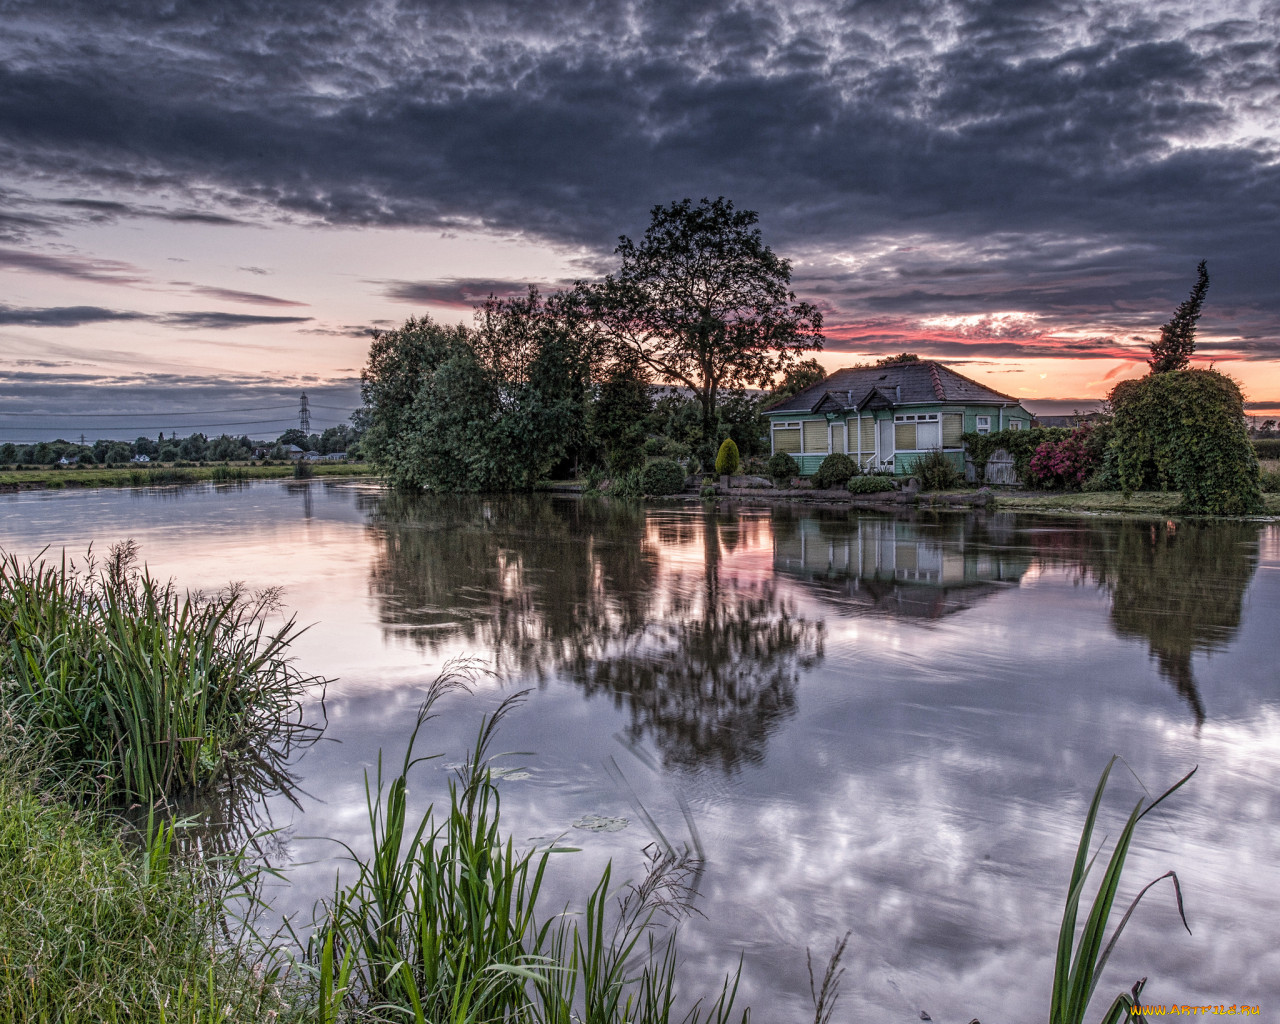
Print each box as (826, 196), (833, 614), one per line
(892, 412), (940, 451)
(975, 415), (991, 435)
(772, 421), (803, 454)
(1008, 419), (1022, 431)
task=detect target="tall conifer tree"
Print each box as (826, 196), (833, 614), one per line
(1149, 260), (1209, 374)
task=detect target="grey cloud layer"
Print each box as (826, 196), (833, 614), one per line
(1, 0), (1278, 339)
(0, 303), (313, 328)
(0, 370), (363, 442)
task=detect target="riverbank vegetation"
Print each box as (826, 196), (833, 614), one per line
(0, 543), (320, 803)
(311, 673), (748, 1024)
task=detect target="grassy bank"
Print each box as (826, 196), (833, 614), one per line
(0, 461), (375, 490)
(0, 720), (301, 1024)
(994, 489), (1280, 516)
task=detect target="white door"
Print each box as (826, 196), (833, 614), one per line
(877, 419), (894, 468)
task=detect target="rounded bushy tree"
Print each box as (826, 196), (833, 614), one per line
(766, 451), (799, 485)
(641, 458), (687, 495)
(813, 452), (856, 490)
(1111, 369), (1262, 515)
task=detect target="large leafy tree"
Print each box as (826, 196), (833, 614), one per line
(474, 285), (603, 480)
(361, 295), (604, 491)
(595, 197), (823, 438)
(1149, 260), (1209, 373)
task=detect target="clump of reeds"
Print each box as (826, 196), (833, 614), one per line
(0, 541), (321, 804)
(309, 666), (746, 1024)
(1050, 755), (1195, 1024)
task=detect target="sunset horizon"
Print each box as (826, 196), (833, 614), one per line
(3, 0), (1279, 439)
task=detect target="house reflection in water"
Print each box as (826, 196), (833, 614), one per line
(772, 512), (1031, 618)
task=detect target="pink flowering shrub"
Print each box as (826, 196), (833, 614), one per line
(1028, 425), (1096, 489)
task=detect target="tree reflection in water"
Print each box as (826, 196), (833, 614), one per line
(366, 494), (823, 772)
(1032, 520), (1261, 728)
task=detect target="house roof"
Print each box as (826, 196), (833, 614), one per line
(766, 360), (1021, 415)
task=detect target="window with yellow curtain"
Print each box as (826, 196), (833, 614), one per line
(802, 420), (828, 452)
(773, 426), (801, 453)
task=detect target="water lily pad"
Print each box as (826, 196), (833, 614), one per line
(572, 814), (629, 833)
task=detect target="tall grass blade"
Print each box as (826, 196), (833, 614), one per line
(1050, 758), (1196, 1024)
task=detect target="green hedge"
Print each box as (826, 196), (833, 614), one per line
(1253, 438), (1280, 460)
(847, 475), (896, 494)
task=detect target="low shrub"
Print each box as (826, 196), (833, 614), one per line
(642, 457), (686, 495)
(715, 437), (741, 476)
(668, 440), (694, 464)
(1028, 425), (1098, 490)
(1260, 469), (1280, 493)
(913, 449), (961, 491)
(740, 454), (769, 477)
(1253, 438), (1280, 459)
(813, 452), (856, 490)
(847, 475), (897, 494)
(766, 451), (800, 485)
(700, 476), (717, 499)
(605, 466), (644, 497)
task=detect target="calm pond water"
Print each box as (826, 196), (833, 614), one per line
(3, 480), (1278, 1022)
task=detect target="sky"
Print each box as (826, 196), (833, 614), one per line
(2, 0), (1279, 441)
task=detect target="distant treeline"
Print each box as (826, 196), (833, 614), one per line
(0, 423), (361, 466)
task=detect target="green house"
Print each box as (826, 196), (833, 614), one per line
(765, 360), (1032, 477)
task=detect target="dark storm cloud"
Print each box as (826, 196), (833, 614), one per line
(51, 198), (244, 226)
(0, 303), (148, 326)
(187, 285), (308, 306)
(0, 302), (311, 329)
(160, 311), (314, 329)
(0, 245), (146, 284)
(1, 0), (1278, 337)
(382, 278), (566, 308)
